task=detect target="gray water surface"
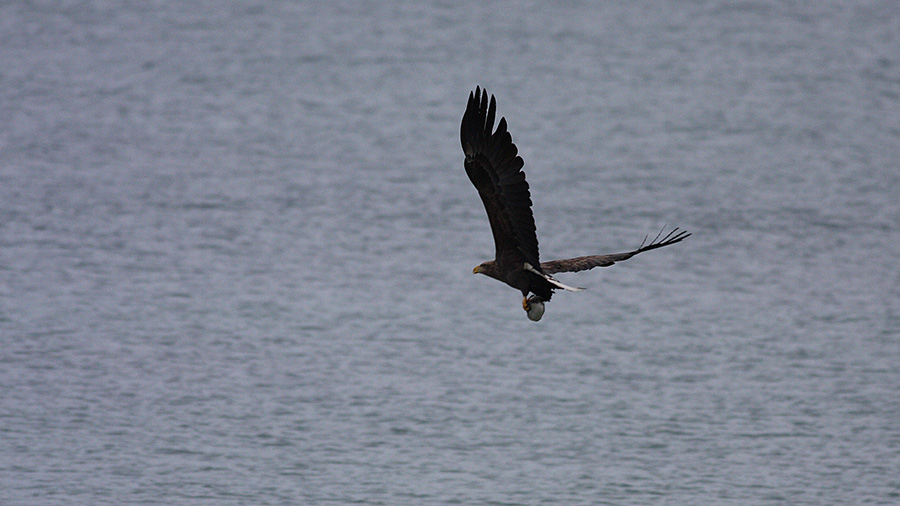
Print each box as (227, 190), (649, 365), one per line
(2, 1), (900, 504)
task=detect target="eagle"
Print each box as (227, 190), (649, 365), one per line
(461, 86), (690, 321)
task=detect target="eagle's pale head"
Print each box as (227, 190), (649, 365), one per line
(472, 261), (500, 280)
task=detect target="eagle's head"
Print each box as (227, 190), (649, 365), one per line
(473, 261), (500, 280)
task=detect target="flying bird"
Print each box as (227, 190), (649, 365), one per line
(460, 86), (690, 321)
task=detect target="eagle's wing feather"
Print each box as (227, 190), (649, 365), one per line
(540, 227), (691, 274)
(461, 87), (540, 268)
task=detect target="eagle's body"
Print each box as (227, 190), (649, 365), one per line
(460, 87), (690, 321)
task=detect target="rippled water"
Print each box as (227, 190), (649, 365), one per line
(2, 1), (900, 504)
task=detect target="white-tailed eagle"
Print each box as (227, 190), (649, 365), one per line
(461, 87), (690, 321)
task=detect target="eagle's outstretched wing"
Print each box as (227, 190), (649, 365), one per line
(460, 86), (540, 268)
(540, 227), (690, 274)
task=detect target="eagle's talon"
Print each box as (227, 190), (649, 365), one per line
(522, 297), (530, 311)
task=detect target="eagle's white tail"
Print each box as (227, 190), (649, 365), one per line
(524, 263), (585, 292)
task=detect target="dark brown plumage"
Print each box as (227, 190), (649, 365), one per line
(461, 86), (690, 321)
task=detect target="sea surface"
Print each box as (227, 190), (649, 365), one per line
(2, 1), (899, 504)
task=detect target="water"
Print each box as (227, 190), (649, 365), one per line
(2, 1), (899, 504)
